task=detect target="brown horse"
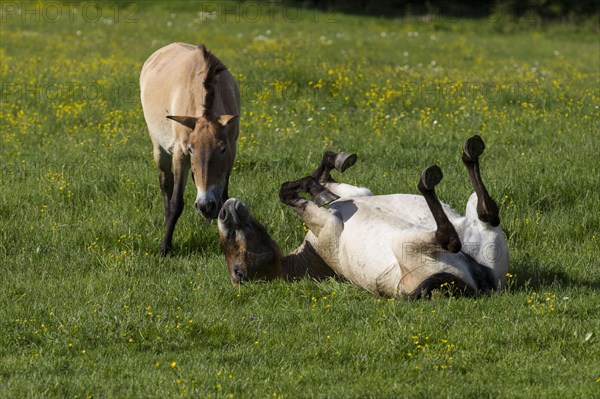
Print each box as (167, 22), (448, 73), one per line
(140, 43), (239, 255)
(218, 136), (509, 298)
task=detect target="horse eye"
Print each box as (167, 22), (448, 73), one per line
(220, 145), (227, 154)
(187, 145), (193, 154)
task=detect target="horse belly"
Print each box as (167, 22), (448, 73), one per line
(336, 223), (401, 295)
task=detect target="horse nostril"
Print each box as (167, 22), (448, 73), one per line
(219, 206), (227, 220)
(234, 267), (246, 282)
(205, 200), (216, 214)
(234, 201), (244, 214)
(196, 200), (218, 217)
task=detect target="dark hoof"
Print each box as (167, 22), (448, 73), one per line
(280, 176), (339, 207)
(419, 165), (443, 191)
(334, 152), (357, 173)
(279, 181), (294, 203)
(462, 135), (485, 163)
(160, 243), (170, 257)
(313, 189), (340, 207)
(478, 212), (501, 228)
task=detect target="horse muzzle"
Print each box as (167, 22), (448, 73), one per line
(195, 187), (225, 219)
(218, 198), (248, 227)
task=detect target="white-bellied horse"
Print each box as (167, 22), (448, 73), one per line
(218, 136), (509, 298)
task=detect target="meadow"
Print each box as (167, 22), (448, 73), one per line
(1, 1), (599, 398)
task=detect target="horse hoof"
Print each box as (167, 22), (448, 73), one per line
(313, 189), (340, 207)
(160, 244), (170, 257)
(462, 135), (485, 163)
(478, 210), (501, 228)
(419, 165), (443, 191)
(334, 152), (357, 173)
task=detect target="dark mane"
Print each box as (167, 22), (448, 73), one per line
(199, 45), (227, 119)
(408, 272), (476, 299)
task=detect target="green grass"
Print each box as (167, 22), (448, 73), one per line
(1, 1), (599, 398)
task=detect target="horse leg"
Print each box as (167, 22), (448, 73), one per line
(388, 166), (471, 297)
(462, 135), (500, 227)
(312, 151), (357, 183)
(281, 172), (340, 208)
(312, 151), (372, 198)
(280, 176), (342, 237)
(160, 150), (190, 256)
(155, 146), (173, 219)
(417, 165), (461, 253)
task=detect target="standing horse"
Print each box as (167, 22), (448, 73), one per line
(140, 43), (239, 255)
(218, 136), (509, 298)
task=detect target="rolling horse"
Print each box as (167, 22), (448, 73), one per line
(140, 43), (239, 255)
(218, 136), (509, 298)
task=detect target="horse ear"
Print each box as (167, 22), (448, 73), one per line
(166, 115), (198, 130)
(217, 114), (239, 127)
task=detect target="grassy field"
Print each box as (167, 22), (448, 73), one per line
(1, 1), (599, 398)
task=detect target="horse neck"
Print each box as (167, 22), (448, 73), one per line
(280, 240), (335, 281)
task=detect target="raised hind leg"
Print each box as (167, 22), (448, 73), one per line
(417, 165), (462, 253)
(462, 135), (500, 227)
(387, 166), (467, 297)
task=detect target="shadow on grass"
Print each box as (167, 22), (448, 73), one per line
(174, 232), (222, 258)
(510, 254), (600, 292)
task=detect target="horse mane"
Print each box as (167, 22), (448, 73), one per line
(198, 45), (227, 119)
